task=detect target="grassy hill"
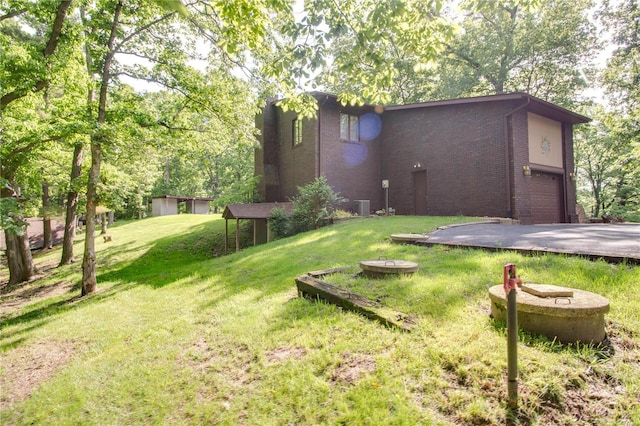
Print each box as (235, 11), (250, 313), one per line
(1, 215), (639, 425)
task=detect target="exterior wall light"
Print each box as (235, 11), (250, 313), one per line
(522, 165), (531, 176)
(413, 162), (422, 169)
(569, 172), (577, 181)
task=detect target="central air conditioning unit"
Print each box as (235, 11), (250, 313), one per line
(354, 200), (370, 217)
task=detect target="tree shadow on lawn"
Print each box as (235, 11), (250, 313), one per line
(0, 282), (127, 351)
(1, 219), (254, 347)
(96, 220), (230, 288)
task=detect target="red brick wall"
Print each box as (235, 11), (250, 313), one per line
(511, 108), (533, 223)
(274, 109), (318, 201)
(318, 100), (383, 211)
(255, 100), (281, 201)
(563, 123), (579, 223)
(379, 101), (518, 217)
(257, 96), (579, 223)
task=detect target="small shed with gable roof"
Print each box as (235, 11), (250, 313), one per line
(222, 202), (293, 252)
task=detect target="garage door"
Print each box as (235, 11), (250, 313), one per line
(530, 172), (564, 224)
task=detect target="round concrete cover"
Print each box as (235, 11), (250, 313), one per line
(488, 284), (610, 317)
(360, 260), (419, 275)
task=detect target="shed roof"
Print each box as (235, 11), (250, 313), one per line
(223, 202), (293, 220)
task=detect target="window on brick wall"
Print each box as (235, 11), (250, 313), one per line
(340, 113), (359, 142)
(293, 118), (302, 146)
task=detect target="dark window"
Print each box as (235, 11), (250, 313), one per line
(293, 118), (302, 146)
(340, 113), (359, 142)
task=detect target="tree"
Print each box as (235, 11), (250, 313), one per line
(1, 0), (76, 285)
(78, 0), (180, 295)
(263, 0), (456, 109)
(576, 0), (640, 221)
(77, 0), (276, 295)
(430, 0), (597, 106)
(269, 176), (345, 238)
(59, 137), (85, 265)
(143, 82), (258, 210)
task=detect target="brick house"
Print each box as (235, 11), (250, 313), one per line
(255, 92), (590, 224)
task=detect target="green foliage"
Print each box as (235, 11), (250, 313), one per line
(589, 0), (640, 221)
(599, 0), (640, 117)
(575, 108), (640, 221)
(268, 206), (291, 239)
(0, 196), (27, 235)
(290, 176), (346, 233)
(434, 0), (596, 106)
(268, 178), (347, 239)
(296, 0), (456, 106)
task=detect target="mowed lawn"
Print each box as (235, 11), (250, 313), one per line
(1, 215), (639, 425)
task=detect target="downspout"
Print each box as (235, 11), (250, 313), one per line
(503, 97), (530, 218)
(316, 95), (330, 178)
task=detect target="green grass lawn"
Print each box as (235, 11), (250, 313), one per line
(1, 215), (639, 425)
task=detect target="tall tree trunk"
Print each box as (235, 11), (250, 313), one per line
(82, 141), (101, 295)
(42, 180), (52, 249)
(1, 171), (36, 285)
(100, 213), (107, 234)
(62, 7), (91, 266)
(165, 157), (171, 185)
(81, 0), (121, 296)
(60, 142), (83, 265)
(4, 229), (36, 286)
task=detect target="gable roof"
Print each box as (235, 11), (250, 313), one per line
(222, 202), (293, 220)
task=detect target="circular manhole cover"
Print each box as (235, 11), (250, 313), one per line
(359, 260), (419, 278)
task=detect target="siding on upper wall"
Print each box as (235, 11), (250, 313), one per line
(379, 100), (517, 217)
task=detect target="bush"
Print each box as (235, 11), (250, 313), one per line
(269, 206), (291, 238)
(268, 177), (346, 239)
(290, 176), (346, 233)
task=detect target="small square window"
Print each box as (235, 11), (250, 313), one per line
(340, 113), (359, 142)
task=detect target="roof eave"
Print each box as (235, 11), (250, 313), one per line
(384, 93), (591, 124)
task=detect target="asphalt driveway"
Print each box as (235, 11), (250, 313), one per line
(424, 222), (640, 263)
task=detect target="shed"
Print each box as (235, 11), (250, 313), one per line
(222, 202), (293, 252)
(151, 195), (214, 216)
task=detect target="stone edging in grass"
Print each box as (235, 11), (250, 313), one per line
(295, 268), (416, 332)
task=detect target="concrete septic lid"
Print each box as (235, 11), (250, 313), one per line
(488, 284), (610, 318)
(359, 260), (419, 276)
(390, 233), (429, 243)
